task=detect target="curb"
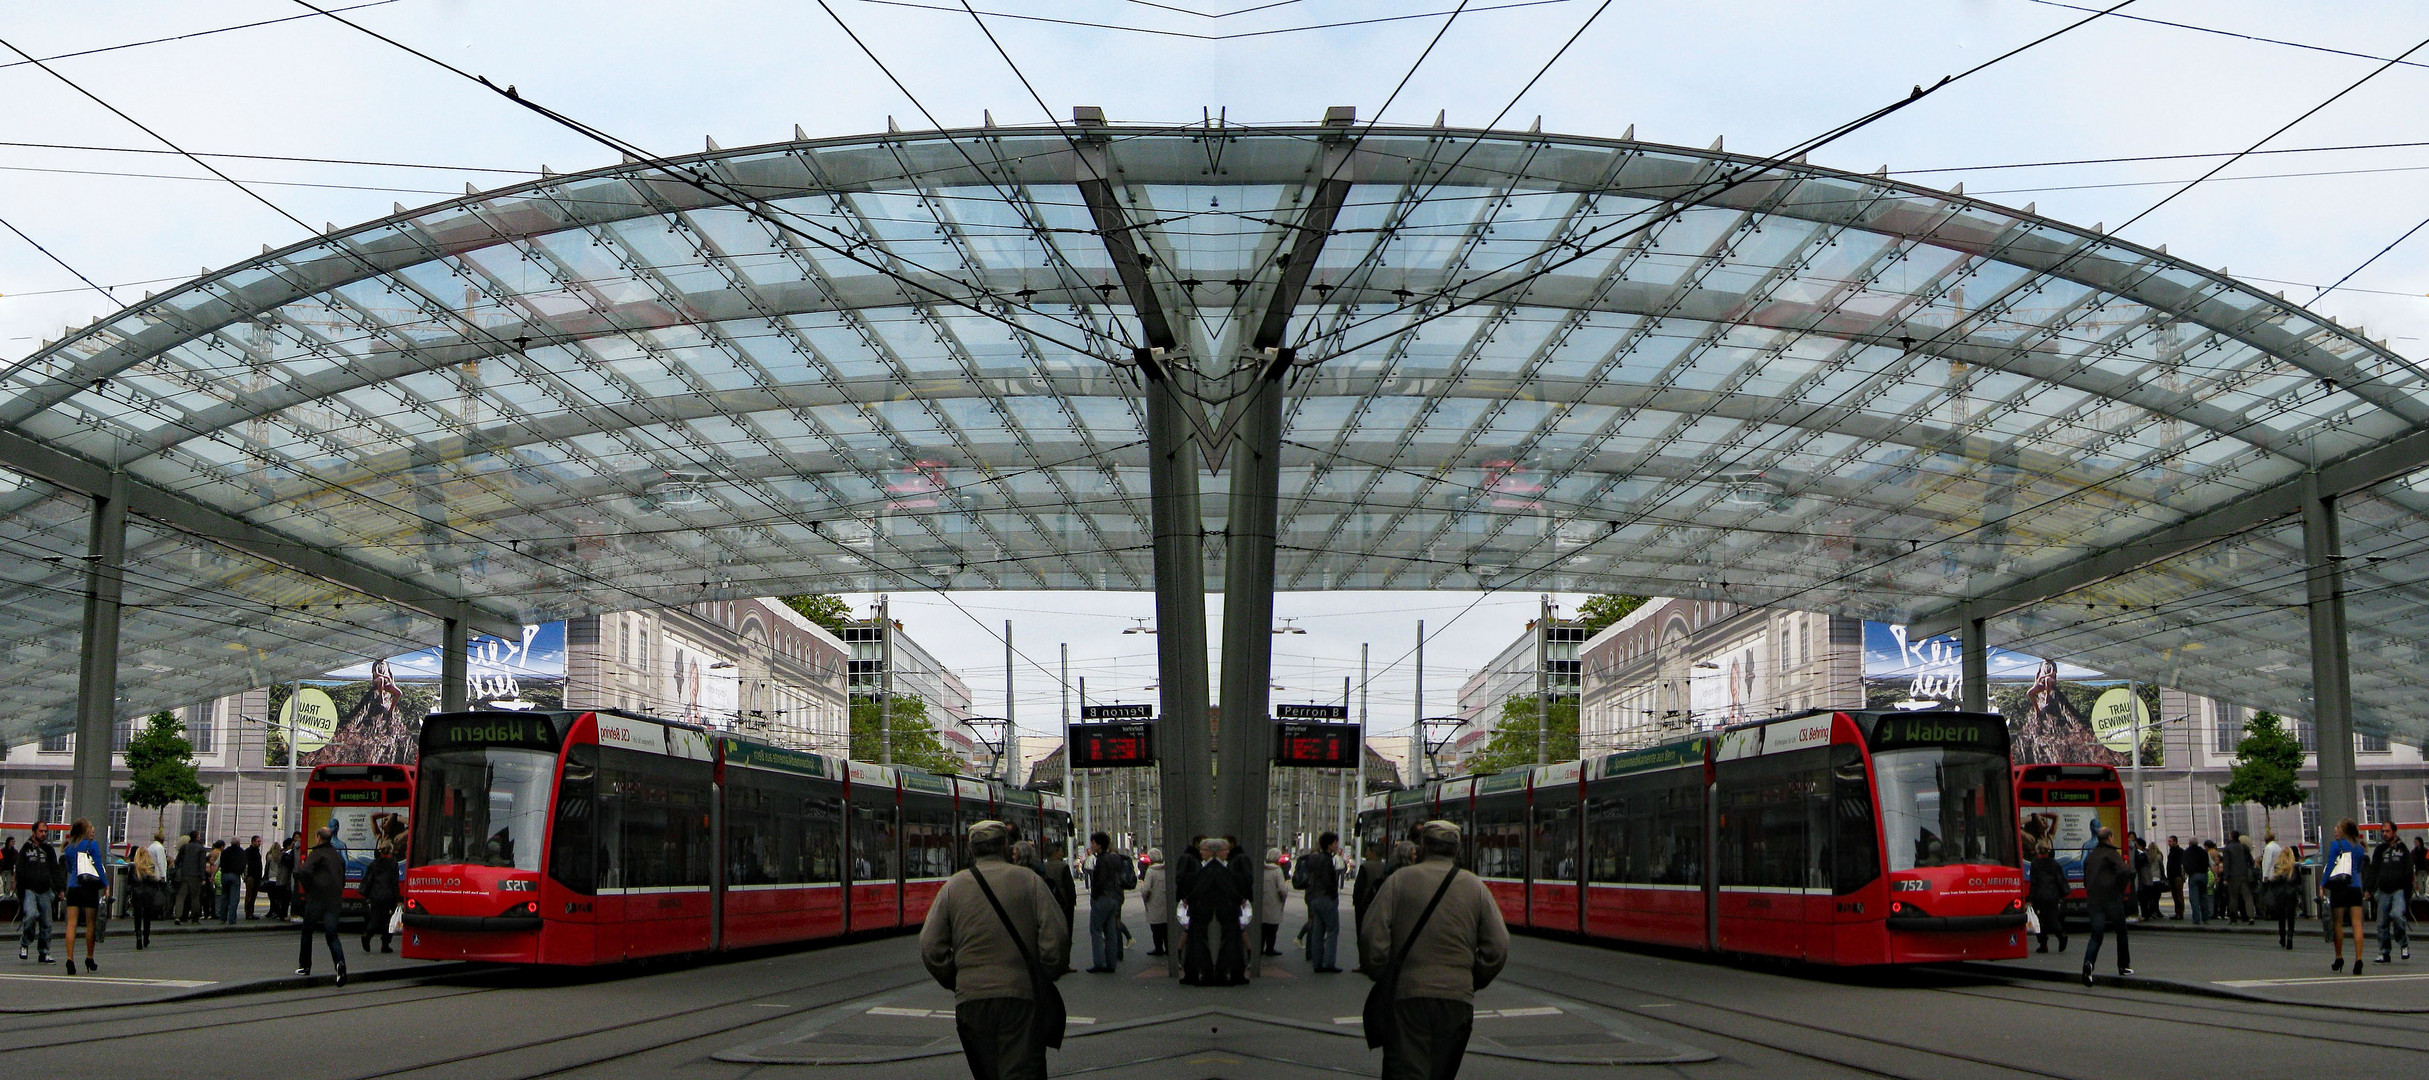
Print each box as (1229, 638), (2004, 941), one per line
(1941, 961), (2429, 1013)
(0, 960), (484, 1014)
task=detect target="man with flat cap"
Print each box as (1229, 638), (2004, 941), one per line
(1359, 820), (1509, 1080)
(920, 820), (1070, 1080)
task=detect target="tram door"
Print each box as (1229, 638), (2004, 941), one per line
(847, 764), (902, 931)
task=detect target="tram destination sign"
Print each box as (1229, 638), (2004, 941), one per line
(1081, 704), (1154, 721)
(1070, 721), (1156, 768)
(1273, 721), (1360, 769)
(421, 711), (559, 753)
(1865, 710), (2008, 755)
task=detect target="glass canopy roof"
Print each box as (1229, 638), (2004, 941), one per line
(5, 123), (2427, 744)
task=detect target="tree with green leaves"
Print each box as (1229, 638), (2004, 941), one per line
(850, 693), (961, 775)
(1573, 595), (1649, 637)
(123, 711), (207, 844)
(1464, 695), (1580, 775)
(2220, 710), (2306, 841)
(781, 595), (855, 636)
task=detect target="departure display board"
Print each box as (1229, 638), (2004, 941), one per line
(1070, 721), (1156, 768)
(1273, 721), (1360, 769)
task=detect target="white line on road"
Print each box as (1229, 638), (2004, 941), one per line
(1330, 1007), (1565, 1024)
(0, 973), (215, 988)
(865, 1006), (1095, 1024)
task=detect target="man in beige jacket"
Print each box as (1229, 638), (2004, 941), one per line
(1358, 819), (1509, 1080)
(920, 820), (1070, 1080)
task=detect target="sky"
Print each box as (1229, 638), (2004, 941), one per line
(6, 1), (2429, 744)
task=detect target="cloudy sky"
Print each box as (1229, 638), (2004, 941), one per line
(5, 1), (2425, 744)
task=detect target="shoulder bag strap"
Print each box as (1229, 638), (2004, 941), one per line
(967, 863), (1045, 974)
(1385, 865), (1464, 974)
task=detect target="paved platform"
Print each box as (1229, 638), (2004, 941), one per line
(0, 918), (449, 1011)
(1955, 915), (2429, 1011)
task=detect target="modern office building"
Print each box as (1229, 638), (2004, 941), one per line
(1443, 609), (1587, 774)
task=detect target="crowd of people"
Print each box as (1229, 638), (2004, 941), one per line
(2, 820), (399, 985)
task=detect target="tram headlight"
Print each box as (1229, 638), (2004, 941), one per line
(507, 901), (537, 917)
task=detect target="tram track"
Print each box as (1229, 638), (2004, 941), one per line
(0, 981), (498, 1052)
(1935, 980), (2429, 1047)
(1501, 957), (2092, 1080)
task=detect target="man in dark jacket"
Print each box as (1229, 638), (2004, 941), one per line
(296, 826), (348, 985)
(15, 830), (57, 964)
(1082, 831), (1132, 973)
(2163, 836), (2189, 920)
(2371, 823), (2412, 965)
(2080, 828), (2133, 986)
(173, 832), (208, 923)
(1034, 839), (1078, 974)
(2221, 834), (2257, 924)
(1294, 831), (1345, 973)
(242, 836), (265, 920)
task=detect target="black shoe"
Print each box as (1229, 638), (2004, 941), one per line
(2119, 967), (2133, 976)
(335, 966), (347, 987)
(15, 947), (22, 960)
(2333, 957), (2345, 972)
(2058, 937), (2070, 952)
(83, 957), (94, 973)
(297, 968), (310, 976)
(2354, 959), (2365, 975)
(64, 959), (75, 974)
(2378, 953), (2392, 965)
(2081, 968), (2095, 987)
(381, 944), (393, 954)
(2036, 943), (2049, 953)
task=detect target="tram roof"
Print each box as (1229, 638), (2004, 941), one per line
(3, 122), (2427, 744)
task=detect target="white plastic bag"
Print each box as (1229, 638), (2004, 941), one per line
(388, 906), (404, 935)
(2025, 906), (2041, 936)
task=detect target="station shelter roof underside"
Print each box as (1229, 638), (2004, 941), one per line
(3, 123), (2427, 746)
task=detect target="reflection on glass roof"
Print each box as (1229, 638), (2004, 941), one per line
(4, 124), (2428, 741)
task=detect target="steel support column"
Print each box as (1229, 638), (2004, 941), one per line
(71, 473), (128, 828)
(1960, 608), (1989, 714)
(2302, 474), (2358, 828)
(1143, 355), (1213, 951)
(1215, 352), (1287, 897)
(442, 616), (470, 713)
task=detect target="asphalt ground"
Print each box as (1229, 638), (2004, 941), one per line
(3, 893), (2424, 1079)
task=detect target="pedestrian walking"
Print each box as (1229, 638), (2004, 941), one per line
(2266, 841), (2300, 949)
(1259, 848), (1288, 957)
(361, 840), (401, 954)
(173, 832), (207, 923)
(2080, 827), (2133, 986)
(2028, 842), (2069, 953)
(218, 839), (246, 924)
(242, 836), (265, 920)
(2321, 818), (2370, 974)
(15, 828), (57, 964)
(2369, 822), (2412, 965)
(1358, 820), (1509, 1080)
(295, 825), (348, 985)
(2182, 837), (2212, 925)
(1140, 849), (1169, 956)
(918, 820), (1068, 1080)
(2223, 833), (2257, 924)
(1032, 840), (1077, 974)
(2164, 836), (2189, 920)
(129, 837), (164, 949)
(58, 819), (108, 974)
(1081, 831), (1133, 973)
(1296, 831), (1345, 973)
(1352, 840), (1390, 935)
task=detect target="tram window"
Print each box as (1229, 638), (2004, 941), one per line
(724, 774), (785, 886)
(1533, 798), (1578, 883)
(902, 801), (957, 878)
(413, 745), (556, 873)
(1830, 745), (1880, 895)
(1471, 802), (1525, 878)
(802, 793), (844, 883)
(851, 803), (898, 882)
(1874, 747), (2021, 870)
(549, 745), (597, 894)
(1717, 749), (1828, 890)
(595, 747), (713, 890)
(1584, 791), (1627, 883)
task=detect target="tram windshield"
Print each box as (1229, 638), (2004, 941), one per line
(1874, 748), (2018, 871)
(412, 748), (555, 872)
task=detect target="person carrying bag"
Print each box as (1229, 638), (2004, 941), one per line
(1358, 820), (1510, 1080)
(919, 820), (1070, 1080)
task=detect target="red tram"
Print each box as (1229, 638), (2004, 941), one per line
(2012, 763), (2126, 908)
(300, 763), (416, 906)
(1361, 708), (2026, 965)
(401, 709), (1068, 965)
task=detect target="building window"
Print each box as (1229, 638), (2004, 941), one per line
(2221, 802), (2250, 841)
(2359, 731), (2390, 753)
(179, 801), (209, 839)
(2214, 710), (2240, 754)
(2296, 719), (2316, 753)
(188, 700), (216, 754)
(39, 731), (69, 754)
(2301, 789), (2321, 846)
(2364, 785), (2393, 825)
(107, 790), (128, 846)
(113, 717), (132, 752)
(37, 784), (66, 827)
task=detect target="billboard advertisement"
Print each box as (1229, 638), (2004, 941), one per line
(298, 623), (568, 766)
(1860, 622), (2144, 767)
(663, 632), (738, 727)
(1689, 632), (1766, 728)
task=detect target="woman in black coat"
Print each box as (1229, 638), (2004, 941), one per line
(2027, 843), (2068, 953)
(359, 842), (401, 953)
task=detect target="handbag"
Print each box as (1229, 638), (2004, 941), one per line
(1363, 866), (1463, 1050)
(967, 864), (1067, 1050)
(2328, 848), (2358, 888)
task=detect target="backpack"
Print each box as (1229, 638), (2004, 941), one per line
(1119, 854), (1137, 890)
